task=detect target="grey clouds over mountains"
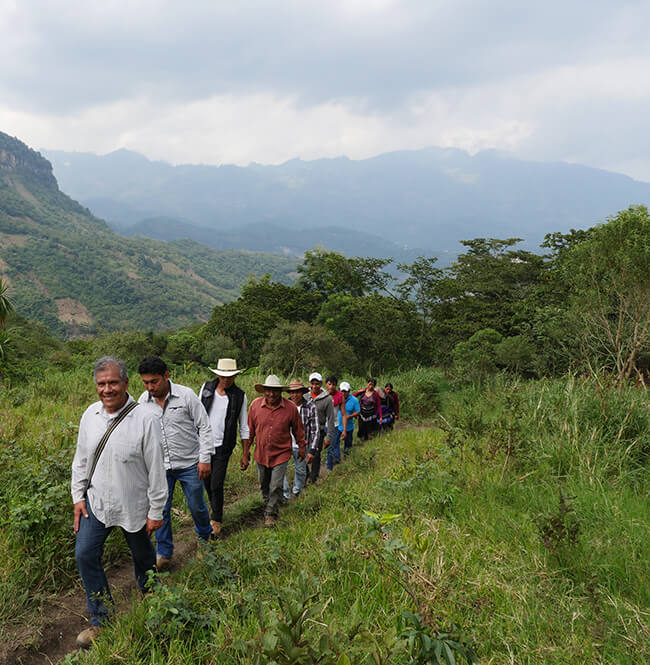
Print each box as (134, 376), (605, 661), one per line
(2, 1), (650, 181)
(45, 147), (650, 261)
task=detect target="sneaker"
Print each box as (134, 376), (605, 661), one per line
(210, 520), (222, 538)
(264, 516), (276, 528)
(156, 555), (172, 571)
(76, 625), (102, 649)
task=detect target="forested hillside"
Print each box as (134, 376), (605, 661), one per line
(0, 132), (297, 337)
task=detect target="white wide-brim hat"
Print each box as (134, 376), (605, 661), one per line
(254, 374), (289, 392)
(209, 358), (243, 377)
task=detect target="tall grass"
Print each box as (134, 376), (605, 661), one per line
(52, 372), (647, 665)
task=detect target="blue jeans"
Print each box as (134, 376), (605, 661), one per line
(283, 448), (307, 499)
(342, 429), (353, 455)
(326, 429), (341, 470)
(156, 465), (212, 558)
(75, 498), (155, 626)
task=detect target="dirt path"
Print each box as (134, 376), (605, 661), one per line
(1, 504), (265, 665)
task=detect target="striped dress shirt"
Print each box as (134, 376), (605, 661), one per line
(138, 381), (213, 469)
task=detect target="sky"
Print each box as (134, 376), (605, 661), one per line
(1, 0), (650, 181)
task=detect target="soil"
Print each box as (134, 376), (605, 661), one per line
(1, 505), (264, 665)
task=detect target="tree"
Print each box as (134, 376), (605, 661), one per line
(0, 278), (13, 329)
(426, 238), (547, 358)
(317, 293), (423, 372)
(297, 248), (394, 297)
(259, 321), (356, 376)
(556, 205), (650, 384)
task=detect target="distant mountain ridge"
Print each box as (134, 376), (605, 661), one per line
(0, 132), (296, 337)
(44, 146), (650, 256)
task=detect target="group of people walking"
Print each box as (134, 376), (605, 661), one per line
(70, 355), (399, 648)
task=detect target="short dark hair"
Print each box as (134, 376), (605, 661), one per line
(94, 356), (128, 381)
(138, 355), (168, 376)
(385, 382), (393, 389)
(326, 375), (337, 384)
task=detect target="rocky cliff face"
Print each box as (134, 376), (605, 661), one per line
(0, 132), (58, 188)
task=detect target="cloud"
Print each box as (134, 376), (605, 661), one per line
(0, 0), (649, 179)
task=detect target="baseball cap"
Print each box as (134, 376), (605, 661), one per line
(309, 372), (323, 382)
(340, 381), (351, 391)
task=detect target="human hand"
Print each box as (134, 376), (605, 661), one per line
(73, 500), (89, 533)
(240, 455), (250, 471)
(197, 462), (211, 480)
(146, 518), (164, 536)
(305, 453), (313, 464)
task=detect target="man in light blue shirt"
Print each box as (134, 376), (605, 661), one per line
(138, 356), (213, 570)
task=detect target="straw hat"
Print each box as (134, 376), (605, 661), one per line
(209, 358), (243, 377)
(254, 374), (288, 392)
(285, 378), (309, 393)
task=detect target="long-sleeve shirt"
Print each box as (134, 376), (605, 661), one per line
(71, 396), (168, 532)
(138, 381), (213, 469)
(292, 400), (319, 454)
(308, 389), (336, 442)
(248, 396), (306, 467)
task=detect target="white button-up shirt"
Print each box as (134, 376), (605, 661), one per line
(71, 396), (168, 532)
(138, 381), (213, 469)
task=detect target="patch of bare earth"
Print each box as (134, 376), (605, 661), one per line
(54, 299), (92, 325)
(0, 232), (29, 248)
(1, 502), (265, 665)
(11, 182), (42, 209)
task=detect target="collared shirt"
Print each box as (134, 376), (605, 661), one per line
(338, 394), (360, 432)
(71, 396), (168, 532)
(138, 381), (213, 469)
(248, 396), (306, 467)
(290, 399), (319, 454)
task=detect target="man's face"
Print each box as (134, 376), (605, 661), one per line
(140, 371), (170, 399)
(341, 390), (349, 401)
(96, 365), (129, 413)
(288, 390), (304, 406)
(326, 380), (337, 395)
(310, 379), (322, 394)
(264, 387), (282, 406)
(219, 375), (235, 389)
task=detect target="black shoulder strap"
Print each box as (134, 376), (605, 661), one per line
(85, 400), (139, 491)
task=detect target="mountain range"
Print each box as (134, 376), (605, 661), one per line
(0, 132), (296, 337)
(44, 146), (650, 259)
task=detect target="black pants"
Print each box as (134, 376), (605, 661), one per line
(307, 430), (324, 483)
(358, 417), (377, 441)
(203, 444), (235, 523)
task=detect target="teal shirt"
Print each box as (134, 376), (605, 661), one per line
(337, 394), (360, 432)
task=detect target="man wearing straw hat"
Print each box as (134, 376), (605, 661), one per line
(282, 379), (319, 501)
(243, 375), (306, 526)
(199, 358), (250, 537)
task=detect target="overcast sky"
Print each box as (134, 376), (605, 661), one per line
(1, 0), (649, 181)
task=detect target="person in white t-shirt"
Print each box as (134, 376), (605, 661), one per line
(198, 359), (249, 536)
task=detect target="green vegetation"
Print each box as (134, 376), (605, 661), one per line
(0, 361), (646, 663)
(0, 133), (297, 337)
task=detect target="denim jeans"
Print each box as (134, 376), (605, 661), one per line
(326, 428), (341, 470)
(342, 429), (353, 455)
(257, 461), (289, 517)
(157, 465), (212, 558)
(283, 448), (307, 499)
(75, 498), (155, 626)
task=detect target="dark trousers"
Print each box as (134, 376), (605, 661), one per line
(358, 417), (377, 441)
(203, 444), (236, 523)
(75, 498), (155, 626)
(307, 430), (324, 483)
